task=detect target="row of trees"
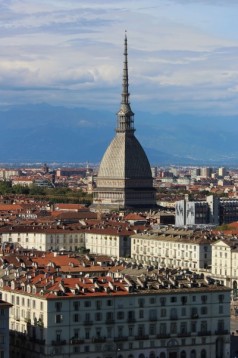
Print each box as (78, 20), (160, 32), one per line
(0, 181), (93, 204)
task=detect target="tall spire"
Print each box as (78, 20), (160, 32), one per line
(116, 31), (135, 133)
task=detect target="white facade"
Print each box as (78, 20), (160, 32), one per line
(0, 273), (231, 358)
(84, 230), (131, 259)
(0, 228), (85, 251)
(211, 239), (238, 299)
(131, 232), (211, 271)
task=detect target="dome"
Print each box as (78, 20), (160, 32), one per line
(97, 132), (152, 180)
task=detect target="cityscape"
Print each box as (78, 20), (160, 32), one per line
(1, 1), (238, 358)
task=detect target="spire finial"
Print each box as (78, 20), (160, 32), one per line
(116, 32), (135, 133)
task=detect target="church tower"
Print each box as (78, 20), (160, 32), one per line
(93, 34), (156, 209)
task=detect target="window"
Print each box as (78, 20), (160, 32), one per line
(201, 321), (207, 333)
(181, 296), (187, 305)
(55, 314), (63, 323)
(149, 309), (157, 320)
(201, 306), (207, 315)
(161, 308), (166, 317)
(138, 324), (144, 336)
(170, 308), (177, 320)
(95, 312), (101, 321)
(191, 307), (198, 318)
(191, 321), (197, 333)
(73, 302), (79, 311)
(128, 326), (134, 336)
(106, 312), (114, 322)
(160, 323), (166, 334)
(171, 296), (177, 303)
(201, 295), (207, 303)
(138, 298), (145, 307)
(150, 297), (156, 304)
(85, 313), (91, 322)
(117, 311), (124, 320)
(96, 300), (102, 310)
(56, 330), (61, 341)
(107, 299), (112, 306)
(180, 322), (187, 334)
(128, 311), (135, 321)
(181, 307), (186, 316)
(217, 320), (224, 332)
(218, 294), (224, 303)
(139, 310), (144, 319)
(149, 324), (156, 335)
(55, 302), (62, 312)
(170, 322), (177, 334)
(84, 301), (91, 308)
(74, 314), (79, 322)
(160, 297), (166, 306)
(219, 305), (223, 314)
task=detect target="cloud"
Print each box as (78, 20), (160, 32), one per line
(0, 0), (238, 115)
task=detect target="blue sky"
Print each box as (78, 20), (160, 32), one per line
(1, 0), (238, 115)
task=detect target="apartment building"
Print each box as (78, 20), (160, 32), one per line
(0, 297), (12, 358)
(211, 238), (238, 299)
(84, 227), (132, 259)
(0, 269), (231, 358)
(0, 226), (85, 251)
(131, 230), (211, 271)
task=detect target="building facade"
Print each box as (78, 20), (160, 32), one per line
(130, 230), (211, 270)
(0, 297), (12, 358)
(0, 226), (85, 252)
(0, 270), (231, 358)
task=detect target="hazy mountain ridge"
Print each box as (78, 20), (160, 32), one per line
(0, 104), (237, 165)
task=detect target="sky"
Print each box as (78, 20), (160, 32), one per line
(1, 0), (238, 115)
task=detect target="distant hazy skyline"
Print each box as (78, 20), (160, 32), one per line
(1, 0), (238, 115)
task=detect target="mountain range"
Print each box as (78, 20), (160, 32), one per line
(0, 103), (237, 166)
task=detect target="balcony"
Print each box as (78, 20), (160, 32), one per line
(170, 316), (178, 321)
(198, 331), (211, 336)
(135, 335), (149, 340)
(92, 337), (106, 343)
(52, 340), (66, 346)
(127, 318), (136, 323)
(215, 329), (229, 335)
(157, 333), (170, 339)
(84, 320), (93, 326)
(149, 317), (157, 322)
(29, 337), (45, 345)
(114, 336), (128, 342)
(105, 319), (115, 324)
(178, 332), (191, 337)
(70, 339), (85, 345)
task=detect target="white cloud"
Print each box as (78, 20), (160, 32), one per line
(0, 0), (238, 115)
